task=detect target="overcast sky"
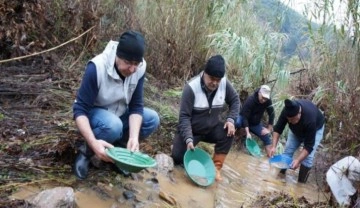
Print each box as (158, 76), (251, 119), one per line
(279, 0), (348, 26)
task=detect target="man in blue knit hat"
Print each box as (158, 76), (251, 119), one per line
(269, 99), (325, 183)
(171, 55), (240, 181)
(72, 30), (160, 179)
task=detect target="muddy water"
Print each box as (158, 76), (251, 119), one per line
(216, 152), (327, 207)
(11, 151), (327, 208)
(11, 167), (215, 207)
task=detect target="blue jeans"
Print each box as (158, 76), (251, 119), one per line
(235, 115), (272, 145)
(283, 124), (324, 167)
(88, 107), (160, 145)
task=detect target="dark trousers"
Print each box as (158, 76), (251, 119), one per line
(171, 123), (233, 164)
(235, 115), (271, 145)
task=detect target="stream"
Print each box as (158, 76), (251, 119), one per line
(11, 150), (328, 207)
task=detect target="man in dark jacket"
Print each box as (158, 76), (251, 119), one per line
(171, 55), (240, 181)
(235, 85), (275, 156)
(269, 99), (325, 183)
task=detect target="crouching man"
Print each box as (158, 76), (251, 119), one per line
(171, 55), (240, 181)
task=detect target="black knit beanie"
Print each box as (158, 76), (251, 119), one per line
(116, 30), (145, 62)
(204, 55), (225, 78)
(284, 99), (300, 117)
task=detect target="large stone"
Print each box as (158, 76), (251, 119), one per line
(155, 153), (174, 175)
(28, 187), (75, 208)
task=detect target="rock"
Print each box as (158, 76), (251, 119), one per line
(97, 182), (113, 192)
(28, 187), (74, 208)
(159, 190), (177, 206)
(155, 153), (174, 175)
(144, 177), (159, 186)
(131, 172), (143, 181)
(123, 190), (135, 200)
(134, 202), (146, 208)
(168, 171), (177, 183)
(110, 203), (121, 208)
(92, 184), (112, 200)
(124, 183), (140, 194)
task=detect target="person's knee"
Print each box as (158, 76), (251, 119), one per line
(261, 134), (272, 146)
(215, 137), (233, 154)
(93, 119), (122, 143)
(171, 134), (186, 165)
(171, 149), (184, 165)
(149, 110), (160, 130)
(141, 109), (160, 137)
(106, 128), (122, 143)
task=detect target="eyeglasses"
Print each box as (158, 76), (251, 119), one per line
(204, 73), (222, 82)
(122, 59), (143, 67)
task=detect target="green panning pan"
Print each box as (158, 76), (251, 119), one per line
(183, 148), (216, 187)
(106, 147), (157, 173)
(245, 138), (262, 157)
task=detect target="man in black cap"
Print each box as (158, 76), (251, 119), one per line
(171, 55), (240, 181)
(72, 30), (160, 179)
(269, 99), (325, 183)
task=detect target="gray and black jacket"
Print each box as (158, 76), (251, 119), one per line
(177, 72), (240, 143)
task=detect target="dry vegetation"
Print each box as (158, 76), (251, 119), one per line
(249, 191), (332, 208)
(0, 0), (359, 207)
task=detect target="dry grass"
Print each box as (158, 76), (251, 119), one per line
(1, 0), (360, 206)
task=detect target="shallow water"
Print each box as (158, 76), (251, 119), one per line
(216, 152), (327, 207)
(11, 151), (328, 208)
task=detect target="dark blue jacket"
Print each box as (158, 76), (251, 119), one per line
(240, 88), (275, 127)
(274, 99), (325, 154)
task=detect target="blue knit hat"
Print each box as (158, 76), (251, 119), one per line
(204, 55), (225, 78)
(116, 30), (145, 62)
(284, 99), (300, 117)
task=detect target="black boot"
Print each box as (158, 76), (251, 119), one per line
(74, 143), (94, 180)
(280, 169), (287, 174)
(277, 169), (287, 179)
(298, 164), (311, 183)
